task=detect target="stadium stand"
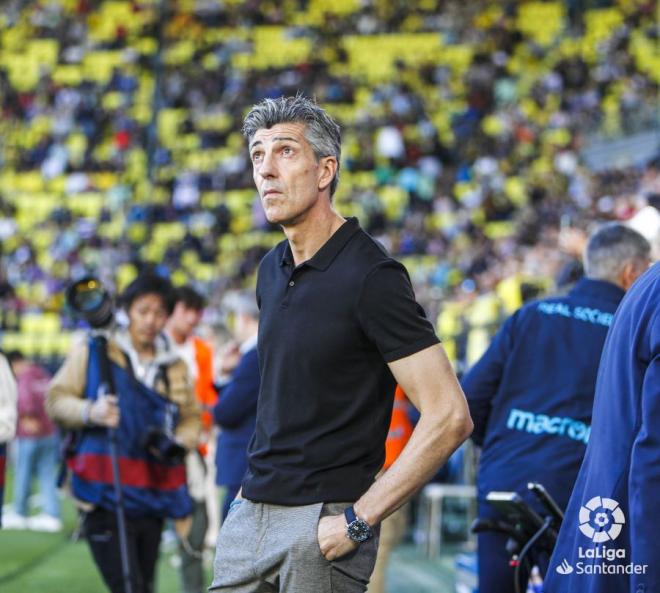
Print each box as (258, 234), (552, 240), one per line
(0, 0), (657, 369)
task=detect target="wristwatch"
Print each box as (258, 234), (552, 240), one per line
(344, 506), (372, 543)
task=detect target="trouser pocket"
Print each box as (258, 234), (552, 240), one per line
(318, 502), (381, 592)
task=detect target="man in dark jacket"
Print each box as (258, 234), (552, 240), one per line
(461, 223), (650, 593)
(213, 291), (260, 520)
(544, 262), (659, 593)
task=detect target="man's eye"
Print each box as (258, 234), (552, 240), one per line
(282, 147), (293, 156)
(252, 152), (262, 162)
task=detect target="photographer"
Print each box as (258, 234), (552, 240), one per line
(46, 273), (201, 593)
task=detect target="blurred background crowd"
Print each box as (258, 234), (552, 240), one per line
(0, 0), (657, 373)
(0, 0), (658, 591)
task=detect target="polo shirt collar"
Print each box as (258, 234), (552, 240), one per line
(279, 217), (361, 271)
(569, 277), (625, 304)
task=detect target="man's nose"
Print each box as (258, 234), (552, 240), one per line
(145, 313), (159, 327)
(258, 150), (277, 178)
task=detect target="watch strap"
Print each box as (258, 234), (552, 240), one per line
(344, 505), (357, 525)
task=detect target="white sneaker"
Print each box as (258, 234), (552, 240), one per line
(2, 511), (29, 530)
(27, 513), (62, 532)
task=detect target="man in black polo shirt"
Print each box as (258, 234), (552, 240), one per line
(210, 95), (473, 593)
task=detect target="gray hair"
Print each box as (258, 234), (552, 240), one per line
(242, 95), (341, 197)
(584, 223), (650, 282)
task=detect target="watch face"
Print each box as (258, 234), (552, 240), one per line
(347, 519), (371, 543)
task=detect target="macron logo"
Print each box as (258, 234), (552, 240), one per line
(556, 559), (574, 575)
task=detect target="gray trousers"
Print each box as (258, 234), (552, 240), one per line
(209, 500), (380, 593)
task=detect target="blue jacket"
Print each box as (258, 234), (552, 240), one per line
(213, 347), (259, 487)
(544, 263), (659, 592)
(69, 339), (192, 519)
(462, 278), (625, 514)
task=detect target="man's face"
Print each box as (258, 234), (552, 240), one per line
(169, 302), (203, 339)
(127, 293), (169, 350)
(249, 122), (334, 226)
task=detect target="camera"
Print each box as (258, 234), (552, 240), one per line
(471, 482), (563, 593)
(143, 428), (186, 465)
(66, 276), (114, 329)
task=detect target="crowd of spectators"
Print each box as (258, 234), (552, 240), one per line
(0, 0), (658, 369)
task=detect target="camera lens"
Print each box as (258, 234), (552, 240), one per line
(66, 276), (114, 329)
(70, 279), (105, 312)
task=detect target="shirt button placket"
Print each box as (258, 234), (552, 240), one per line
(281, 272), (297, 308)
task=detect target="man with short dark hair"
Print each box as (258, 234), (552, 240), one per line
(210, 95), (472, 593)
(166, 285), (216, 432)
(47, 272), (200, 593)
(462, 223), (651, 593)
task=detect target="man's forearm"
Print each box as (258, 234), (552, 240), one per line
(354, 409), (471, 527)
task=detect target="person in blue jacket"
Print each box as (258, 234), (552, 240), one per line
(544, 261), (658, 592)
(461, 223), (651, 593)
(213, 291), (260, 520)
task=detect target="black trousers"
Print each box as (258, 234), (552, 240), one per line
(84, 507), (164, 593)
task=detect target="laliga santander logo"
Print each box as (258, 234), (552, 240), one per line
(578, 496), (625, 542)
(555, 496), (648, 578)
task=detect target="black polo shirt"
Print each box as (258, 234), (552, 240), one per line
(242, 217), (439, 505)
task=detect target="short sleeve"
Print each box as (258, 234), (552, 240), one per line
(357, 261), (439, 363)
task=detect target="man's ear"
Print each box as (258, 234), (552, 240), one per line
(317, 156), (338, 193)
(619, 259), (647, 290)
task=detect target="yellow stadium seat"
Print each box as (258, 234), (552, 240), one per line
(437, 304), (464, 339)
(82, 50), (124, 84)
(496, 275), (523, 315)
(516, 2), (565, 47)
(467, 294), (501, 328)
(153, 222), (187, 245)
(484, 221), (515, 240)
(443, 339), (458, 369)
(117, 264), (138, 292)
(466, 327), (491, 367)
(378, 186), (408, 220)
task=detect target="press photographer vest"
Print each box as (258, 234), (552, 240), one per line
(67, 339), (192, 518)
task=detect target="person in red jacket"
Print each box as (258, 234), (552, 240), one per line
(3, 351), (61, 532)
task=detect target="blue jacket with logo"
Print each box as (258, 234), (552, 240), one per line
(462, 278), (625, 515)
(544, 263), (659, 592)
